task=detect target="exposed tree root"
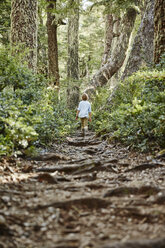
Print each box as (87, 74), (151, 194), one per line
(101, 237), (165, 248)
(104, 186), (160, 197)
(32, 197), (111, 210)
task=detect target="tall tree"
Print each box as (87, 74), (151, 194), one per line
(67, 0), (80, 109)
(47, 0), (60, 87)
(88, 7), (136, 90)
(10, 0), (38, 71)
(101, 14), (120, 66)
(122, 0), (154, 79)
(154, 0), (165, 64)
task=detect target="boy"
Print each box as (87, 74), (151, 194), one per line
(76, 93), (92, 136)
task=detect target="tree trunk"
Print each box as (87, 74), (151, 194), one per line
(11, 0), (38, 71)
(37, 6), (48, 75)
(89, 8), (136, 90)
(122, 0), (154, 79)
(47, 0), (60, 87)
(101, 14), (114, 66)
(154, 0), (165, 64)
(67, 0), (79, 109)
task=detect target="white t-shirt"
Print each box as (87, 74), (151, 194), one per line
(77, 100), (91, 118)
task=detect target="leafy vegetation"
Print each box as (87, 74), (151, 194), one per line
(0, 47), (76, 156)
(1, 45), (164, 155)
(92, 67), (165, 151)
(0, 0), (164, 156)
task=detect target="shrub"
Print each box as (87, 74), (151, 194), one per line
(0, 90), (38, 155)
(92, 69), (165, 151)
(0, 47), (77, 156)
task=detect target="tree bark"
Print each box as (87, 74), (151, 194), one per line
(89, 8), (136, 89)
(37, 6), (48, 75)
(11, 0), (38, 71)
(154, 0), (165, 64)
(47, 0), (60, 87)
(67, 0), (79, 109)
(101, 14), (114, 66)
(122, 0), (154, 79)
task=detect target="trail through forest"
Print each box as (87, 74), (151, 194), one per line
(0, 131), (165, 248)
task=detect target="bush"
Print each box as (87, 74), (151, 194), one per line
(0, 90), (38, 155)
(92, 69), (165, 151)
(0, 47), (77, 156)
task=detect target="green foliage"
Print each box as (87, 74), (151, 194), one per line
(155, 53), (165, 70)
(78, 7), (104, 79)
(89, 0), (138, 15)
(0, 91), (38, 155)
(0, 46), (43, 92)
(0, 47), (77, 156)
(92, 69), (165, 151)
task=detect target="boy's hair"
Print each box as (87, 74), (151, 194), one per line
(82, 93), (88, 101)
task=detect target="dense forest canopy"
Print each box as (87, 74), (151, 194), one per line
(0, 0), (165, 156)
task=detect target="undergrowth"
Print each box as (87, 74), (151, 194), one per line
(0, 47), (76, 156)
(1, 46), (165, 155)
(92, 67), (165, 152)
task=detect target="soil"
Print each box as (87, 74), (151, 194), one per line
(0, 132), (165, 248)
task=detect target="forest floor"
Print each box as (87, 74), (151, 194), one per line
(0, 131), (165, 248)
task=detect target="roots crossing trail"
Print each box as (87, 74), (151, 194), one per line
(0, 131), (165, 248)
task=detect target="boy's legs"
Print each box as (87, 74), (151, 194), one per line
(81, 118), (88, 136)
(84, 118), (88, 131)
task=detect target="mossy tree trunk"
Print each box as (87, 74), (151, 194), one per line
(101, 14), (114, 66)
(122, 0), (154, 79)
(102, 14), (120, 66)
(88, 8), (136, 90)
(47, 0), (59, 87)
(11, 0), (38, 71)
(67, 0), (79, 109)
(154, 0), (165, 64)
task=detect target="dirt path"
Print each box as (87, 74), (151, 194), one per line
(0, 132), (165, 248)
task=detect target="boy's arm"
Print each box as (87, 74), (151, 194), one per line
(76, 110), (80, 120)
